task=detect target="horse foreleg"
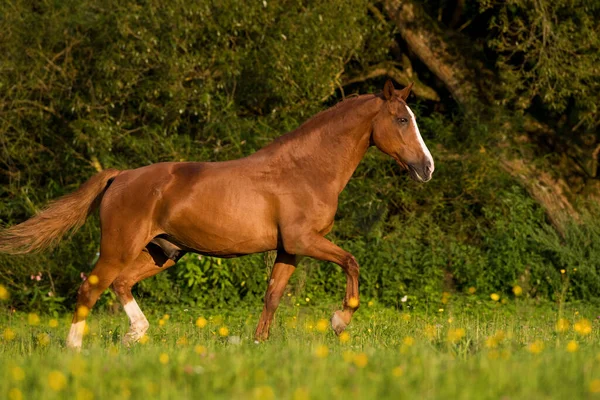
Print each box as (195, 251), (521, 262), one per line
(111, 250), (176, 346)
(290, 235), (359, 335)
(254, 252), (296, 342)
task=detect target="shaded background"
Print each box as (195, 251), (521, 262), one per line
(1, 0), (599, 312)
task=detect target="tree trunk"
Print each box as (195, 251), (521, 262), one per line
(383, 0), (483, 108)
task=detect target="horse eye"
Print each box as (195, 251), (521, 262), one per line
(397, 117), (408, 124)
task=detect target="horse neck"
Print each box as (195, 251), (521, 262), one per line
(262, 95), (382, 194)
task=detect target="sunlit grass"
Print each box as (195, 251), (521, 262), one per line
(1, 298), (600, 399)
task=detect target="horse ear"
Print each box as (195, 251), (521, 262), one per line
(383, 79), (395, 100)
(397, 82), (414, 101)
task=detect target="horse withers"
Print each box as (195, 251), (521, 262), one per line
(0, 80), (434, 349)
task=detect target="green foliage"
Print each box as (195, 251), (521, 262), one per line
(1, 0), (599, 312)
(1, 303), (600, 399)
(481, 0), (600, 128)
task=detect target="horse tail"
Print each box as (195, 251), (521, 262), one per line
(0, 169), (121, 255)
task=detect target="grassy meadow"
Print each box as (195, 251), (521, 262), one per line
(1, 291), (600, 399)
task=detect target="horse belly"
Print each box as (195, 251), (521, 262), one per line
(161, 188), (278, 257)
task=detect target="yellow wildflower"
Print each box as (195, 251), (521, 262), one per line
(441, 292), (451, 304)
(48, 370), (67, 391)
(162, 314), (170, 321)
(353, 352), (368, 368)
(0, 284), (9, 300)
(315, 345), (328, 358)
(176, 336), (188, 346)
(28, 313), (40, 326)
(194, 345), (207, 355)
(253, 385), (275, 400)
(347, 297), (359, 308)
(8, 388), (22, 400)
(490, 293), (500, 302)
(591, 379), (600, 394)
(195, 317), (207, 328)
(566, 340), (579, 353)
(392, 366), (404, 377)
(158, 319), (166, 327)
(401, 313), (411, 321)
(527, 340), (544, 354)
(77, 306), (89, 319)
(574, 319), (592, 336)
(88, 275), (99, 285)
(316, 319), (328, 332)
(560, 269), (566, 274)
(556, 318), (570, 333)
(37, 333), (50, 346)
(218, 326), (229, 337)
(139, 335), (149, 345)
(403, 336), (415, 347)
(48, 319), (59, 328)
(447, 328), (466, 343)
(292, 387), (310, 400)
(11, 367), (25, 381)
(424, 324), (436, 340)
(512, 285), (523, 296)
(339, 331), (350, 343)
(485, 336), (498, 349)
(159, 353), (169, 364)
(3, 328), (16, 341)
(486, 331), (505, 348)
(468, 287), (476, 294)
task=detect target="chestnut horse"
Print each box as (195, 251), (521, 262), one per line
(0, 80), (434, 349)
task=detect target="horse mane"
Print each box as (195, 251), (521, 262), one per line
(262, 93), (381, 151)
(299, 93), (378, 128)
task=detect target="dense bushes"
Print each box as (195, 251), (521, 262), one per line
(0, 0), (598, 312)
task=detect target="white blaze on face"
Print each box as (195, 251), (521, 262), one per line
(406, 105), (434, 172)
(66, 320), (85, 349)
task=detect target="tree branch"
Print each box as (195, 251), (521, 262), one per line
(342, 62), (440, 101)
(383, 0), (489, 108)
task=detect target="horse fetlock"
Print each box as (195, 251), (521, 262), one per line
(66, 320), (85, 350)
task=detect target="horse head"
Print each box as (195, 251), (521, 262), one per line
(371, 80), (434, 182)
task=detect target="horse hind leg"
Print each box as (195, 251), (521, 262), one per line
(66, 255), (135, 349)
(66, 217), (154, 349)
(112, 243), (180, 346)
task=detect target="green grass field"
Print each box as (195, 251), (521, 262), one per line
(1, 295), (600, 399)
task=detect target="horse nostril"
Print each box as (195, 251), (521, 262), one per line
(424, 159), (434, 175)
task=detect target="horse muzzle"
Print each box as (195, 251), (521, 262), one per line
(408, 160), (434, 183)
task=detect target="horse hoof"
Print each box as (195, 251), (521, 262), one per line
(331, 311), (347, 335)
(122, 331), (144, 347)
